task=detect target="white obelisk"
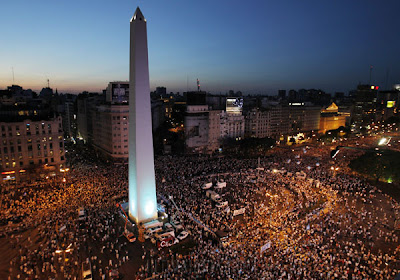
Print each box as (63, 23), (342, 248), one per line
(128, 7), (157, 223)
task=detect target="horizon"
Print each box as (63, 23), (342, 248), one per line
(1, 0), (399, 94)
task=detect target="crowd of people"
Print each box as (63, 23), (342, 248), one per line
(0, 134), (400, 279)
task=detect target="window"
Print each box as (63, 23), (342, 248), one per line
(59, 142), (63, 148)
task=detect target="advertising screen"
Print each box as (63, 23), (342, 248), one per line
(112, 83), (129, 103)
(226, 98), (243, 114)
(387, 101), (395, 108)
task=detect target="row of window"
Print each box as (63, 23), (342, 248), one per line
(1, 123), (57, 132)
(1, 156), (65, 169)
(112, 116), (128, 120)
(113, 145), (128, 149)
(0, 142), (63, 155)
(1, 149), (63, 160)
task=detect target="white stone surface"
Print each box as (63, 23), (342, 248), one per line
(128, 7), (158, 223)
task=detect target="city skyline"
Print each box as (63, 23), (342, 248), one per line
(1, 0), (399, 94)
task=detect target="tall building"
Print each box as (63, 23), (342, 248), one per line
(351, 84), (378, 127)
(319, 103), (348, 134)
(92, 104), (129, 162)
(184, 104), (210, 152)
(0, 85), (65, 181)
(128, 7), (158, 223)
(76, 93), (105, 143)
(220, 111), (245, 140)
(244, 106), (288, 139)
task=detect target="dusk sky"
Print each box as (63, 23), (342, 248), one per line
(1, 0), (399, 95)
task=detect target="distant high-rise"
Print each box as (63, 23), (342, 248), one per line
(278, 90), (286, 99)
(128, 7), (158, 223)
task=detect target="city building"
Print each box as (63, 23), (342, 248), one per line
(184, 104), (210, 152)
(351, 84), (379, 127)
(0, 117), (65, 181)
(319, 103), (348, 134)
(220, 111), (245, 141)
(92, 104), (129, 162)
(0, 85), (66, 181)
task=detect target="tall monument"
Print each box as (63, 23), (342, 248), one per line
(128, 7), (158, 223)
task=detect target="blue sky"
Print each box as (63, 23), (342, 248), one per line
(0, 0), (399, 94)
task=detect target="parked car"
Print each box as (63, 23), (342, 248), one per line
(163, 223), (173, 230)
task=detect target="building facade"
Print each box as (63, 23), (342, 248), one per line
(319, 103), (348, 134)
(92, 105), (130, 162)
(0, 116), (65, 181)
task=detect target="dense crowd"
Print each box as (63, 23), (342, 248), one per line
(1, 134), (400, 279)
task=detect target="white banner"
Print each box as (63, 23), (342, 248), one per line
(233, 208), (246, 216)
(260, 241), (271, 253)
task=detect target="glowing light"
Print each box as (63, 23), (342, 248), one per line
(387, 101), (395, 108)
(145, 201), (155, 215)
(378, 138), (387, 146)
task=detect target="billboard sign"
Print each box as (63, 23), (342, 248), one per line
(226, 98), (243, 114)
(112, 83), (129, 103)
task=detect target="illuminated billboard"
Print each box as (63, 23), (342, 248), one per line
(112, 83), (129, 103)
(387, 101), (395, 108)
(226, 98), (243, 114)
